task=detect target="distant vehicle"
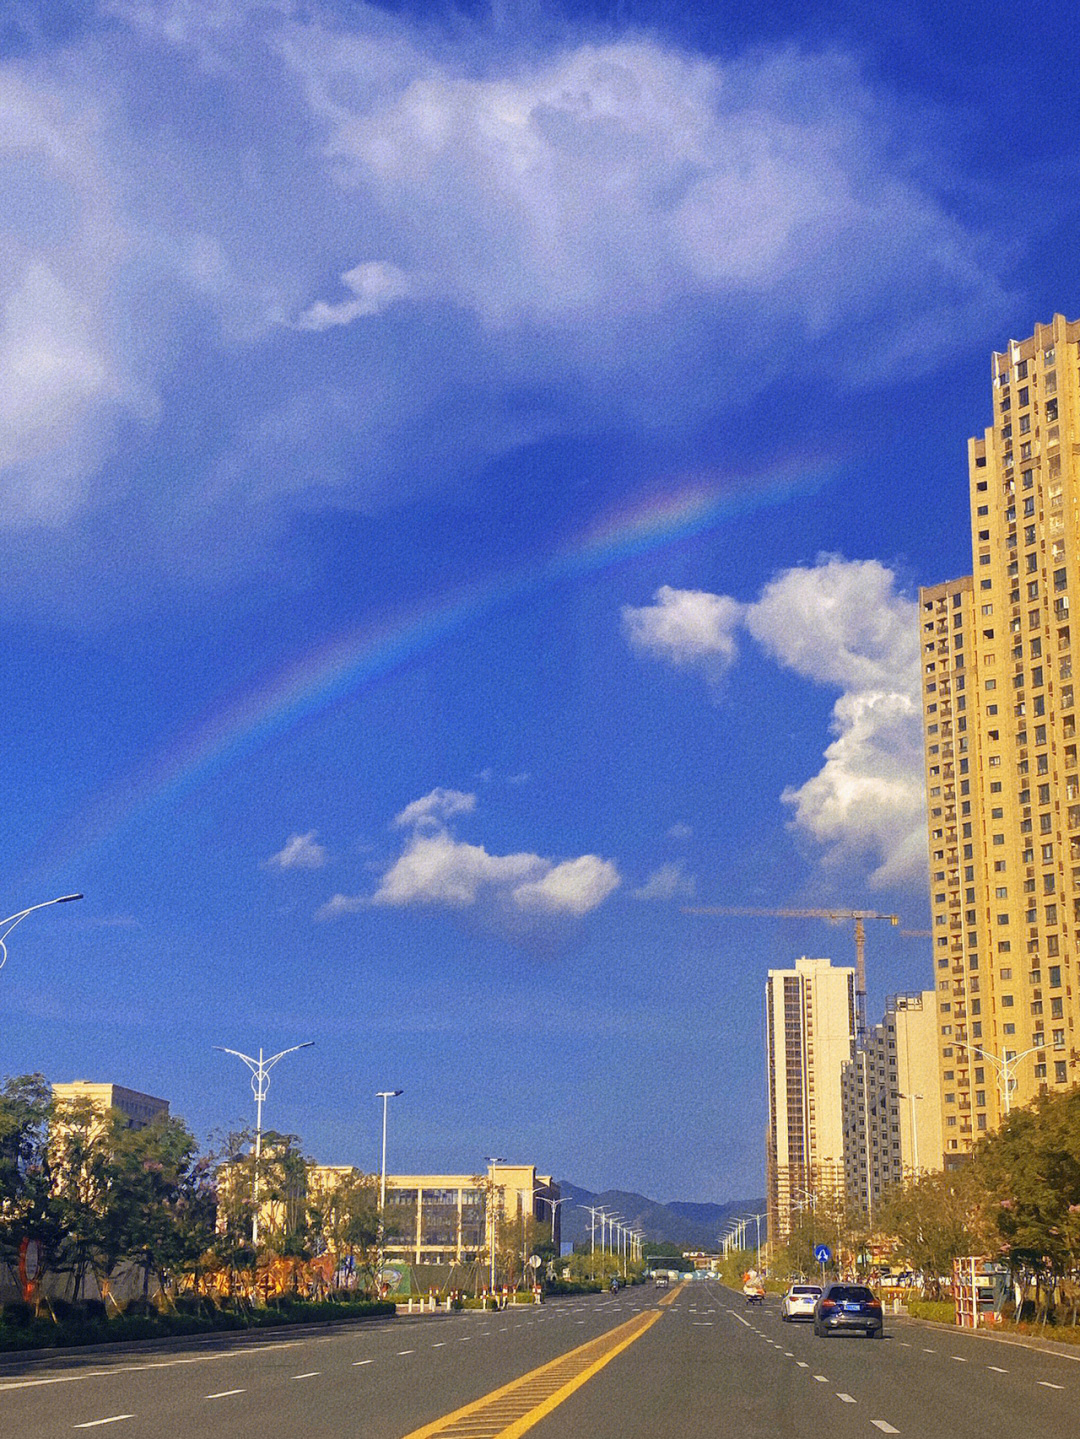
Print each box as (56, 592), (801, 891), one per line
(781, 1284), (822, 1321)
(654, 1274), (669, 1289)
(813, 1282), (883, 1339)
(742, 1276), (765, 1305)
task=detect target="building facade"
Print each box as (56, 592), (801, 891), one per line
(841, 992), (943, 1218)
(765, 956), (855, 1241)
(51, 1081), (169, 1130)
(382, 1164), (561, 1265)
(920, 314), (1080, 1159)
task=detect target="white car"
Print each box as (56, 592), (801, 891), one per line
(781, 1283), (823, 1321)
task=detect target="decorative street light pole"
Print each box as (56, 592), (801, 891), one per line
(377, 1090), (403, 1287)
(215, 1042), (314, 1245)
(486, 1157), (505, 1294)
(535, 1193), (569, 1248)
(954, 1039), (1043, 1115)
(0, 894), (83, 974)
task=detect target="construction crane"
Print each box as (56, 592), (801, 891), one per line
(683, 905), (900, 1044)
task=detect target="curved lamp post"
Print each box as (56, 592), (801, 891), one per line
(215, 1042), (314, 1245)
(0, 894), (83, 973)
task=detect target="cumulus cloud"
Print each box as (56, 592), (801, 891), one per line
(625, 557), (925, 887)
(318, 787), (620, 933)
(392, 788), (477, 830)
(264, 831), (328, 870)
(512, 856), (621, 917)
(632, 861), (696, 902)
(622, 586), (743, 682)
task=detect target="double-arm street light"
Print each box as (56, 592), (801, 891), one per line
(486, 1157), (505, 1293)
(0, 894), (83, 974)
(953, 1039), (1044, 1116)
(215, 1041), (314, 1245)
(376, 1090), (403, 1287)
(535, 1192), (569, 1249)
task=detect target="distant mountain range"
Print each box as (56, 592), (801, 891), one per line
(557, 1180), (766, 1251)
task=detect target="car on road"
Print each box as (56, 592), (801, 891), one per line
(780, 1283), (822, 1321)
(654, 1274), (669, 1289)
(812, 1282), (883, 1338)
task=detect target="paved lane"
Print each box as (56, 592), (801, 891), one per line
(0, 1295), (651, 1439)
(6, 1283), (1080, 1438)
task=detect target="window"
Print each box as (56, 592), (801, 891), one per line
(1002, 994), (1014, 1006)
(1055, 1062), (1068, 1084)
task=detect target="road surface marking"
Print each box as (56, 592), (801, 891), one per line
(0, 1341), (304, 1394)
(871, 1424), (899, 1435)
(396, 1308), (662, 1439)
(432, 1342), (446, 1348)
(836, 1394), (855, 1403)
(1039, 1381), (1064, 1389)
(814, 1375), (828, 1382)
(951, 1356), (966, 1362)
(293, 1371), (321, 1379)
(398, 1350), (416, 1356)
(784, 1352), (794, 1357)
(72, 1420), (134, 1430)
(922, 1348), (936, 1353)
(206, 1390), (245, 1399)
(353, 1360), (374, 1366)
(988, 1365), (1008, 1373)
(797, 1361), (809, 1368)
(692, 1322), (714, 1326)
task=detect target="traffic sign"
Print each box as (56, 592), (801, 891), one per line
(813, 1244), (832, 1264)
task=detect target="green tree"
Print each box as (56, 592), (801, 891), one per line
(0, 1074), (68, 1305)
(878, 1167), (980, 1297)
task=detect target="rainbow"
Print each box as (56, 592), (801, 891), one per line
(37, 451), (834, 874)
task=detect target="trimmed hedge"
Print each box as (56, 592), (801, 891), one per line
(905, 1297), (956, 1324)
(0, 1297), (395, 1353)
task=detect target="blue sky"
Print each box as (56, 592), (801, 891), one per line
(2, 0), (1078, 1202)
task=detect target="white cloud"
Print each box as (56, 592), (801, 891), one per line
(626, 558), (925, 888)
(744, 557), (920, 691)
(296, 260), (412, 331)
(666, 822), (692, 842)
(632, 861), (696, 902)
(264, 830), (328, 869)
(0, 6), (1010, 567)
(315, 892), (366, 920)
(320, 788), (621, 931)
(622, 586), (743, 681)
(392, 787), (477, 830)
(373, 830), (544, 908)
(512, 855), (621, 916)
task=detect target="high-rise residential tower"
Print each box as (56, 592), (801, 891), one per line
(765, 956), (855, 1241)
(920, 314), (1080, 1161)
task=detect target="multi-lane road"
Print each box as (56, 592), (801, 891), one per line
(3, 1283), (1079, 1438)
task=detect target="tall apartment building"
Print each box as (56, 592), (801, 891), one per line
(841, 992), (943, 1217)
(765, 956), (855, 1241)
(920, 314), (1080, 1160)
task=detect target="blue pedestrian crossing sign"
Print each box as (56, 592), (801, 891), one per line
(813, 1244), (832, 1264)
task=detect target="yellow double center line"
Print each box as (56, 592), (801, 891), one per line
(399, 1304), (668, 1439)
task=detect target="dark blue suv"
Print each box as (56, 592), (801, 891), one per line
(813, 1282), (883, 1339)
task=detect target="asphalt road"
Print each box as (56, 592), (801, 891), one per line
(4, 1284), (1080, 1438)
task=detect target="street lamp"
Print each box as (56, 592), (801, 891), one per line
(535, 1193), (569, 1248)
(953, 1039), (1043, 1115)
(486, 1157), (504, 1294)
(897, 1092), (923, 1176)
(377, 1090), (403, 1285)
(215, 1041), (314, 1246)
(0, 894), (83, 973)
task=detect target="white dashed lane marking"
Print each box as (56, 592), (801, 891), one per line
(837, 1393), (856, 1403)
(1039, 1381), (1065, 1390)
(206, 1390), (245, 1399)
(871, 1423), (900, 1435)
(987, 1365), (1008, 1374)
(72, 1420), (134, 1430)
(292, 1371), (320, 1379)
(352, 1360), (374, 1366)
